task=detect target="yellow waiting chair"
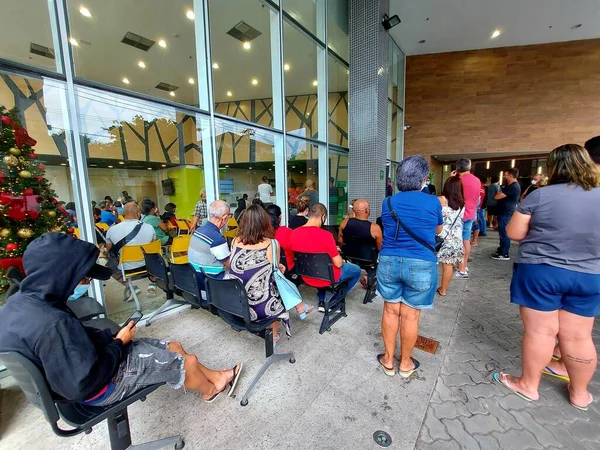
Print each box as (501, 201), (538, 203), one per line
(118, 215), (125, 222)
(119, 240), (162, 311)
(176, 219), (191, 235)
(169, 234), (191, 264)
(96, 222), (110, 232)
(222, 217), (238, 239)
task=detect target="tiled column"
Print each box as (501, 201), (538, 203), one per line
(349, 0), (389, 218)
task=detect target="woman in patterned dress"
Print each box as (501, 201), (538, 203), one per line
(229, 204), (290, 343)
(436, 175), (465, 296)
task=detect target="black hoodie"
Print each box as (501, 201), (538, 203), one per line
(0, 233), (124, 401)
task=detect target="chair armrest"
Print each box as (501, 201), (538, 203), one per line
(68, 296), (105, 321)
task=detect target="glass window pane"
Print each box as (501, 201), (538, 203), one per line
(388, 40), (405, 107)
(66, 1), (200, 107)
(214, 117), (279, 210)
(210, 0), (275, 127)
(287, 136), (319, 220)
(328, 149), (348, 225)
(329, 55), (348, 148)
(284, 21), (319, 140)
(327, 0), (349, 62)
(0, 1), (61, 72)
(283, 0), (317, 37)
(75, 85), (206, 322)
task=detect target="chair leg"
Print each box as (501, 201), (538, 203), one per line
(128, 435), (184, 450)
(144, 299), (186, 326)
(239, 351), (295, 407)
(127, 279), (142, 312)
(106, 409), (133, 450)
(319, 290), (347, 335)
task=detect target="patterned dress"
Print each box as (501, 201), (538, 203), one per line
(229, 243), (290, 335)
(437, 199), (465, 265)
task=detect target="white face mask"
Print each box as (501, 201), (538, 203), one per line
(531, 179), (537, 185)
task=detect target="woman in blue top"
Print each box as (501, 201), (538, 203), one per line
(377, 156), (443, 378)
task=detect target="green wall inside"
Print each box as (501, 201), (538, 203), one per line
(167, 166), (205, 218)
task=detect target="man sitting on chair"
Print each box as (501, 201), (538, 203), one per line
(290, 203), (362, 312)
(188, 200), (232, 288)
(105, 202), (156, 299)
(0, 233), (242, 405)
(338, 199), (382, 288)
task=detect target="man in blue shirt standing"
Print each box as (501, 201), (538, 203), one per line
(492, 168), (521, 260)
(99, 200), (118, 226)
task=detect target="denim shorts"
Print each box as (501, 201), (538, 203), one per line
(376, 255), (437, 309)
(95, 338), (185, 406)
(462, 219), (475, 240)
(511, 263), (600, 317)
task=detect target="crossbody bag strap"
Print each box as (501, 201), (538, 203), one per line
(111, 222), (143, 257)
(386, 197), (436, 254)
(442, 207), (464, 238)
(270, 239), (279, 272)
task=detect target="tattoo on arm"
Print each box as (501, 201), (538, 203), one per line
(566, 354), (594, 364)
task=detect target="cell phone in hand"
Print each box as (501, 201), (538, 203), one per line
(121, 310), (143, 330)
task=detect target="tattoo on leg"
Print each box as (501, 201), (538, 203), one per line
(566, 354), (594, 364)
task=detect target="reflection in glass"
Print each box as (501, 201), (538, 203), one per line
(327, 0), (349, 62)
(282, 0), (317, 36)
(283, 20), (319, 140)
(328, 149), (349, 225)
(286, 136), (319, 221)
(328, 55), (348, 148)
(66, 0), (200, 106)
(210, 0), (276, 126)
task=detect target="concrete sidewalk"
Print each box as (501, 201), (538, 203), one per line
(1, 235), (598, 449)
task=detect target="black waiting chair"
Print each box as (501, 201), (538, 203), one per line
(342, 243), (378, 304)
(6, 265), (24, 284)
(0, 351), (184, 450)
(293, 252), (349, 334)
(66, 296), (120, 335)
(5, 279), (20, 299)
(169, 262), (209, 311)
(203, 273), (295, 406)
(142, 250), (201, 326)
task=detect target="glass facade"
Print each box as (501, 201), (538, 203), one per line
(388, 38), (405, 164)
(0, 0), (351, 322)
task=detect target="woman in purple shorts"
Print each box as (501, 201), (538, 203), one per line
(493, 144), (600, 411)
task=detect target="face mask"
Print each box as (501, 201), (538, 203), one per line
(531, 179), (537, 185)
(68, 284), (89, 301)
(426, 180), (431, 185)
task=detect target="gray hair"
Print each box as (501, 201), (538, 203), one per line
(208, 200), (230, 218)
(396, 155), (430, 192)
(456, 158), (472, 173)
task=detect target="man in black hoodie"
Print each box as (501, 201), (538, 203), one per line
(0, 233), (242, 405)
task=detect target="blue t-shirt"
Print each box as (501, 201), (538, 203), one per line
(380, 191), (443, 262)
(100, 210), (117, 226)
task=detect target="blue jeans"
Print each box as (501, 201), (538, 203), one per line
(317, 262), (362, 301)
(498, 215), (511, 256)
(477, 208), (487, 235)
(376, 255), (437, 309)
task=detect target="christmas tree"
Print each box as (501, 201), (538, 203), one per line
(0, 105), (69, 295)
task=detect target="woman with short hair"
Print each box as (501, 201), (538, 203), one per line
(377, 155), (443, 378)
(289, 198), (309, 230)
(229, 205), (290, 343)
(494, 144), (600, 410)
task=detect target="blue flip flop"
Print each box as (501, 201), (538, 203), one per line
(492, 372), (533, 402)
(297, 303), (314, 320)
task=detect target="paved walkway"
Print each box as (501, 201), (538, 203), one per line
(417, 235), (600, 450)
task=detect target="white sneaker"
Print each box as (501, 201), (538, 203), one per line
(454, 271), (469, 279)
(127, 286), (142, 302)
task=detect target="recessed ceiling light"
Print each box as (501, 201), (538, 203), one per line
(60, 163), (67, 166)
(188, 77), (195, 84)
(212, 62), (219, 69)
(491, 29), (501, 39)
(243, 42), (251, 50)
(169, 91), (175, 97)
(292, 166), (296, 169)
(69, 38), (79, 46)
(251, 78), (258, 85)
(284, 63), (290, 71)
(225, 165), (229, 168)
(90, 164), (97, 167)
(79, 6), (91, 17)
(419, 40), (426, 44)
(108, 165), (113, 168)
(248, 166), (253, 169)
(161, 164), (166, 167)
(138, 61), (146, 68)
(186, 10), (195, 20)
(158, 39), (167, 48)
(312, 80), (318, 86)
(300, 171), (303, 173)
(119, 161), (125, 165)
(147, 167), (153, 170)
(122, 77), (130, 84)
(571, 24), (582, 30)
(269, 168), (273, 171)
(226, 91), (232, 97)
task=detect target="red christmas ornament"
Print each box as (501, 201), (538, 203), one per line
(35, 176), (44, 182)
(6, 243), (18, 252)
(29, 152), (38, 159)
(67, 227), (74, 234)
(22, 188), (34, 195)
(38, 164), (45, 171)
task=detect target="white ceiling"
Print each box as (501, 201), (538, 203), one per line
(389, 0), (600, 55)
(0, 0), (348, 106)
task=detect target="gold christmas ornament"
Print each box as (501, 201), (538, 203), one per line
(17, 227), (33, 238)
(46, 210), (57, 218)
(18, 170), (32, 179)
(50, 225), (63, 233)
(3, 155), (18, 166)
(0, 228), (10, 238)
(9, 147), (21, 156)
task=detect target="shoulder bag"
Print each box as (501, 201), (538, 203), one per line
(105, 222), (143, 273)
(270, 239), (302, 311)
(386, 196), (443, 254)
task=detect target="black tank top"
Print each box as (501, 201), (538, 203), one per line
(343, 218), (376, 246)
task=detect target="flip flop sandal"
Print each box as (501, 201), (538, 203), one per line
(297, 303), (314, 320)
(436, 288), (446, 296)
(551, 354), (560, 361)
(542, 366), (570, 382)
(227, 363), (243, 397)
(399, 357), (420, 378)
(492, 372), (533, 402)
(204, 384), (228, 403)
(377, 354), (395, 376)
(568, 384), (594, 411)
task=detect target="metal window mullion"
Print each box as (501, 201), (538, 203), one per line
(47, 0), (64, 74)
(194, 0), (219, 204)
(55, 0), (105, 307)
(316, 0), (329, 217)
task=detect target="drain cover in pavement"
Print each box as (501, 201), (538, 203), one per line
(415, 335), (439, 354)
(373, 430), (392, 448)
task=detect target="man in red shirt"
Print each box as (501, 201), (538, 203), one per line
(290, 203), (362, 311)
(454, 159), (481, 278)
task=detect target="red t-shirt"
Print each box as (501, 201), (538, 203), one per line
(289, 226), (340, 288)
(275, 226), (294, 270)
(460, 173), (481, 220)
